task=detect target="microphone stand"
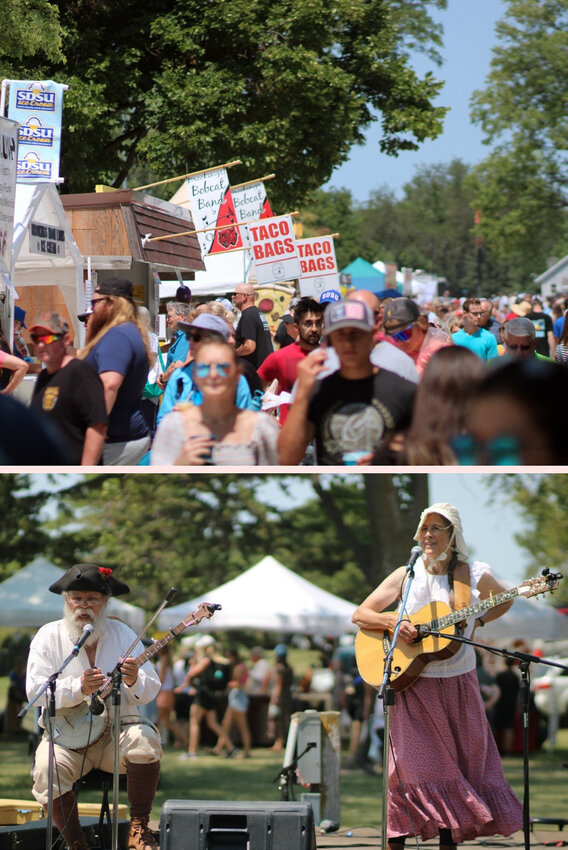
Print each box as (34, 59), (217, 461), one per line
(18, 635), (93, 850)
(424, 626), (568, 850)
(378, 547), (422, 850)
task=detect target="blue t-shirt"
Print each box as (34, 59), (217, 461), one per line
(166, 330), (190, 368)
(157, 361), (253, 424)
(553, 316), (565, 338)
(85, 322), (149, 442)
(451, 327), (498, 361)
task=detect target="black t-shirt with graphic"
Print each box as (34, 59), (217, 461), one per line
(308, 368), (416, 465)
(31, 359), (107, 464)
(526, 311), (553, 356)
(235, 306), (273, 369)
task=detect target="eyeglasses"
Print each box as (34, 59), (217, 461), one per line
(91, 297), (111, 308)
(388, 323), (414, 342)
(31, 333), (63, 344)
(419, 524), (452, 535)
(467, 311), (483, 318)
(231, 293), (245, 300)
(67, 595), (105, 607)
(194, 362), (231, 379)
(507, 344), (532, 352)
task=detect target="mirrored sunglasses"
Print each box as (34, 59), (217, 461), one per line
(31, 333), (63, 344)
(194, 362), (231, 379)
(388, 323), (414, 342)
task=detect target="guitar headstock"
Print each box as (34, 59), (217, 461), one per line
(518, 571), (563, 598)
(184, 602), (222, 627)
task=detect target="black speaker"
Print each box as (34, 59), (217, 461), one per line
(160, 799), (316, 850)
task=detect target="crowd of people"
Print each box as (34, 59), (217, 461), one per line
(3, 280), (568, 465)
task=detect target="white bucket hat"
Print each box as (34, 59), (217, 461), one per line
(413, 502), (469, 562)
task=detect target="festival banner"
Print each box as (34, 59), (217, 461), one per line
(184, 168), (244, 256)
(244, 214), (301, 285)
(0, 117), (18, 276)
(231, 180), (273, 242)
(7, 80), (65, 183)
(297, 235), (341, 301)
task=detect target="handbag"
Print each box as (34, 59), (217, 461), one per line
(143, 346), (166, 399)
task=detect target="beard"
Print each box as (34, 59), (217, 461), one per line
(63, 598), (109, 647)
(85, 308), (110, 343)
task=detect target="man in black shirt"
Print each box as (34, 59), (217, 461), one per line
(29, 313), (107, 465)
(278, 299), (416, 464)
(232, 283), (273, 368)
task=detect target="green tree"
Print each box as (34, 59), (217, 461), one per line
(0, 474), (58, 579)
(469, 0), (568, 279)
(492, 474), (568, 608)
(0, 0), (63, 62)
(2, 0), (448, 209)
(43, 473), (429, 608)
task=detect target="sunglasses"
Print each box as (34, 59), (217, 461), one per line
(91, 297), (111, 308)
(388, 323), (414, 342)
(185, 331), (211, 343)
(507, 344), (532, 352)
(31, 333), (63, 344)
(194, 362), (231, 379)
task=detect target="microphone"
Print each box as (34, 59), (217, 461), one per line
(72, 623), (94, 654)
(406, 545), (423, 571)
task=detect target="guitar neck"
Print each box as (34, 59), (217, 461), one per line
(98, 620), (192, 701)
(430, 586), (520, 631)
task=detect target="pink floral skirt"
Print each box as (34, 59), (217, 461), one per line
(387, 670), (523, 843)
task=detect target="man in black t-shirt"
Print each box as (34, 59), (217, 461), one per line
(29, 313), (107, 465)
(232, 283), (273, 368)
(278, 299), (416, 465)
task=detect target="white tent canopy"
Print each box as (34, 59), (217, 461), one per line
(158, 556), (358, 637)
(0, 556), (146, 631)
(484, 590), (568, 641)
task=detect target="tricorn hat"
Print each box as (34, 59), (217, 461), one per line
(49, 563), (130, 596)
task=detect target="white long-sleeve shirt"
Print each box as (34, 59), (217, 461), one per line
(26, 617), (161, 722)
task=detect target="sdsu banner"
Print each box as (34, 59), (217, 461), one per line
(8, 80), (65, 182)
(184, 168), (244, 256)
(297, 235), (340, 301)
(245, 214), (301, 285)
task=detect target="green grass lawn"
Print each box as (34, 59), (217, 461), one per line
(2, 676), (567, 828)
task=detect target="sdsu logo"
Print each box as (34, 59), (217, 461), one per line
(42, 387), (60, 411)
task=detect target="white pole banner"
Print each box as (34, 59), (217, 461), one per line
(0, 117), (18, 276)
(7, 80), (65, 183)
(231, 180), (273, 244)
(297, 235), (341, 301)
(184, 168), (244, 256)
(245, 214), (301, 285)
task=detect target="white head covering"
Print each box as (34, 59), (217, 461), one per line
(413, 502), (469, 562)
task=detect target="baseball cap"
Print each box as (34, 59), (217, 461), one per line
(78, 308), (93, 323)
(28, 312), (69, 336)
(383, 298), (420, 333)
(175, 285), (192, 303)
(178, 313), (231, 340)
(324, 299), (374, 335)
(14, 305), (27, 328)
(95, 277), (134, 299)
(510, 302), (532, 317)
(375, 288), (403, 300)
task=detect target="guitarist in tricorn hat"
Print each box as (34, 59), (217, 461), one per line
(352, 503), (523, 850)
(26, 564), (162, 850)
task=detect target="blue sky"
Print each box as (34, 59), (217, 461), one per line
(326, 0), (506, 202)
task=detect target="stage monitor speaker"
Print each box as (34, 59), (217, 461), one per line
(160, 799), (316, 850)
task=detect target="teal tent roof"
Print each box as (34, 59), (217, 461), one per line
(341, 257), (385, 289)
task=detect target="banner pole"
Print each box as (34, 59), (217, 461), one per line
(132, 161), (242, 192)
(145, 211), (299, 243)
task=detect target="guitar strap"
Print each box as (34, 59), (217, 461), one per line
(451, 561), (471, 630)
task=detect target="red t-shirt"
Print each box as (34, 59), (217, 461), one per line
(257, 342), (308, 424)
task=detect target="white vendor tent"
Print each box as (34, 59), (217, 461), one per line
(158, 555), (358, 637)
(0, 556), (146, 631)
(11, 183), (85, 343)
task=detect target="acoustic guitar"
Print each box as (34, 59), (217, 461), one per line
(355, 572), (561, 693)
(42, 601), (220, 751)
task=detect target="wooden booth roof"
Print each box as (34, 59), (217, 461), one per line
(61, 189), (205, 272)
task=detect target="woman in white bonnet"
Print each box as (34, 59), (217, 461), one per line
(352, 502), (522, 850)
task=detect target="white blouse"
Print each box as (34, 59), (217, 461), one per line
(398, 558), (492, 678)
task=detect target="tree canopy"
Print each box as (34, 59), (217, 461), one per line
(1, 0), (448, 209)
(469, 0), (568, 279)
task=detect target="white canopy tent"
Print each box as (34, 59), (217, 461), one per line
(157, 556), (358, 637)
(483, 591), (568, 642)
(0, 556), (146, 631)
